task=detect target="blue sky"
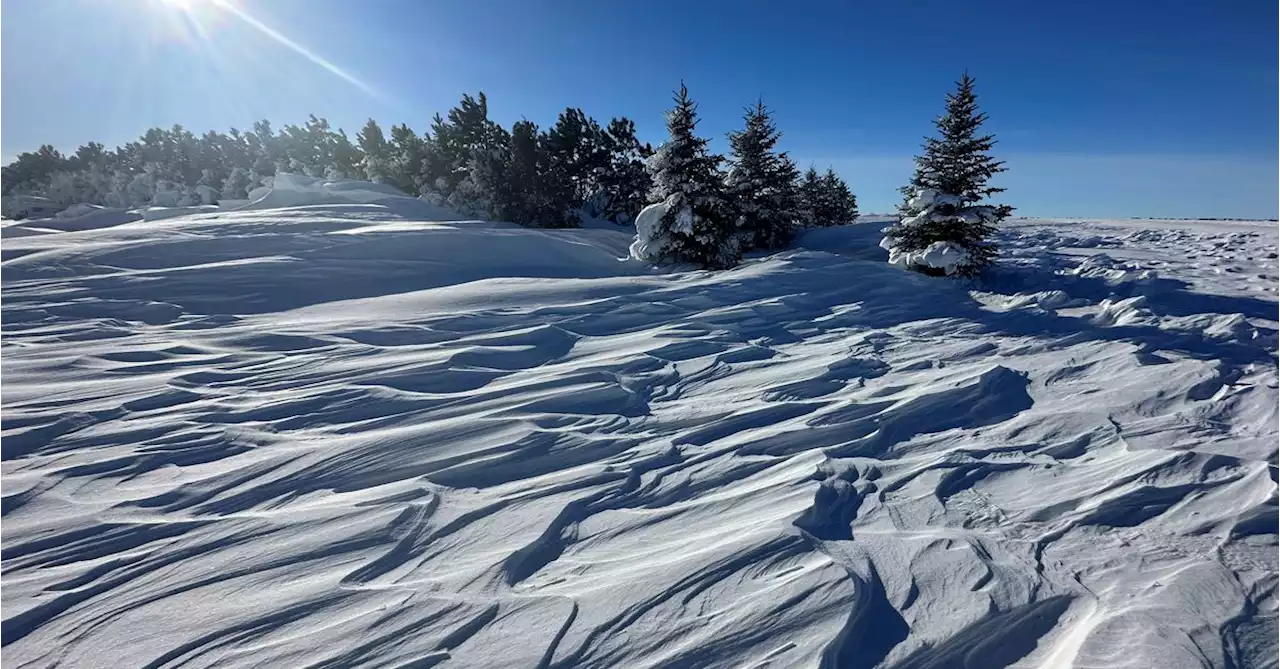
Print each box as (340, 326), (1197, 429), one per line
(3, 0), (1276, 218)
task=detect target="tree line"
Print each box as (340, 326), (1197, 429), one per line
(1, 92), (855, 232)
(3, 73), (1006, 276)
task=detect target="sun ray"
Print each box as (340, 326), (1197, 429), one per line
(208, 0), (376, 98)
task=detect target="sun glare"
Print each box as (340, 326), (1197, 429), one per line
(158, 0), (223, 10)
(137, 0), (377, 99)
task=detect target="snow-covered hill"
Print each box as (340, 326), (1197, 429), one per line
(2, 197), (1276, 668)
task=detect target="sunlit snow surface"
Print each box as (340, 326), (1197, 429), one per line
(2, 201), (1276, 668)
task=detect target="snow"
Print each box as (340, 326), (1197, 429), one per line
(885, 239), (973, 274)
(629, 193), (679, 262)
(2, 193), (1276, 669)
(242, 172), (466, 221)
(137, 204), (221, 221)
(4, 205), (141, 234)
(882, 189), (1002, 275)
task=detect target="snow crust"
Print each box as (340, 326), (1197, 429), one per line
(2, 198), (1276, 669)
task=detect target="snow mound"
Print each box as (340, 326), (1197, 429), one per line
(25, 205), (141, 232)
(242, 172), (465, 221)
(2, 203), (646, 317)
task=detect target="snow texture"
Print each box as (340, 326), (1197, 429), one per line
(1, 188), (1276, 669)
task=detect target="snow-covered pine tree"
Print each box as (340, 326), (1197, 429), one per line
(726, 100), (800, 250)
(448, 120), (511, 219)
(885, 72), (1012, 276)
(387, 123), (428, 195)
(633, 83), (738, 269)
(357, 119), (394, 185)
(221, 167), (251, 199)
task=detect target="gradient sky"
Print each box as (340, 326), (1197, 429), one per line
(3, 0), (1276, 218)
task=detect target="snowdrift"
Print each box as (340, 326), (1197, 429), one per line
(241, 172), (466, 221)
(11, 204), (142, 232)
(1, 205), (1276, 669)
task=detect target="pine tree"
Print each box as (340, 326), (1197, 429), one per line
(820, 168), (857, 225)
(356, 119), (391, 184)
(545, 108), (610, 211)
(387, 123), (428, 195)
(887, 72), (1011, 275)
(801, 166), (825, 224)
(221, 167), (251, 199)
(726, 100), (800, 250)
(798, 165), (857, 227)
(639, 83), (738, 269)
(594, 117), (652, 224)
(448, 119), (511, 219)
(500, 120), (579, 228)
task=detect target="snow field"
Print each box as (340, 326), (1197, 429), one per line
(1, 194), (1276, 668)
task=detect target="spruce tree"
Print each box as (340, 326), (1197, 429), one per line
(887, 72), (1011, 275)
(597, 117), (653, 224)
(820, 168), (857, 225)
(726, 100), (800, 250)
(546, 108), (610, 209)
(501, 120), (579, 228)
(642, 83), (738, 269)
(799, 166), (824, 224)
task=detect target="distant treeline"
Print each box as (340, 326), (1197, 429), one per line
(1, 91), (855, 232)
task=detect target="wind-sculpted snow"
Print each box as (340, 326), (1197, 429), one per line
(2, 205), (1276, 668)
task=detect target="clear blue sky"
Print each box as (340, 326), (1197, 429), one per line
(3, 0), (1276, 218)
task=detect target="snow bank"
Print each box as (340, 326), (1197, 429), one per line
(242, 172), (465, 221)
(137, 205), (220, 221)
(27, 205), (142, 232)
(2, 202), (646, 315)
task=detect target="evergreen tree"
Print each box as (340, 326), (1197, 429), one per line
(387, 123), (428, 194)
(221, 167), (251, 199)
(356, 119), (392, 184)
(432, 93), (496, 194)
(448, 119), (511, 218)
(820, 168), (857, 225)
(887, 72), (1011, 275)
(799, 166), (824, 224)
(545, 108), (609, 209)
(726, 100), (800, 250)
(641, 83), (738, 268)
(499, 120), (579, 228)
(798, 165), (857, 227)
(596, 117), (653, 224)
